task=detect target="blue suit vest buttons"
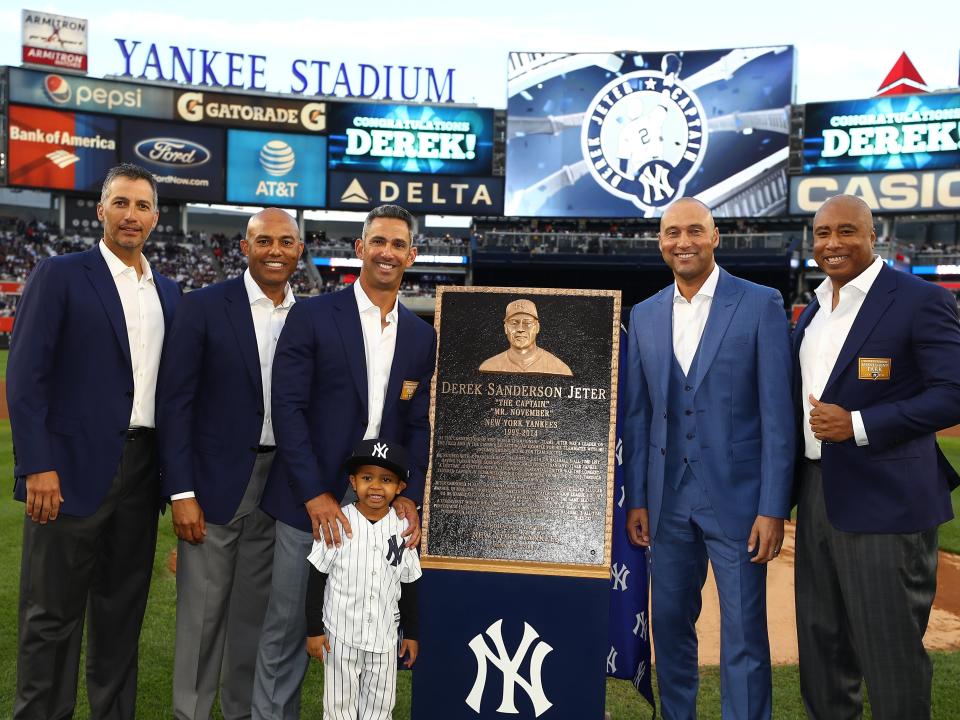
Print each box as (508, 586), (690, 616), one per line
(686, 433), (695, 440)
(684, 384), (692, 391)
(661, 447), (666, 455)
(685, 409), (693, 416)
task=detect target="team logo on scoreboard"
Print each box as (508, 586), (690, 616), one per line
(43, 74), (72, 104)
(134, 138), (211, 168)
(580, 57), (707, 213)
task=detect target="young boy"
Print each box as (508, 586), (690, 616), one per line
(305, 438), (422, 719)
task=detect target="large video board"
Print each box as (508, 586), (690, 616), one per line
(7, 104), (118, 192)
(504, 47), (795, 217)
(326, 102), (494, 176)
(226, 129), (327, 207)
(801, 92), (960, 175)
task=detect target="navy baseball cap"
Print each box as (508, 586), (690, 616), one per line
(344, 438), (409, 481)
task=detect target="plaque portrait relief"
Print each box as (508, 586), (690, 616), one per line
(478, 298), (573, 376)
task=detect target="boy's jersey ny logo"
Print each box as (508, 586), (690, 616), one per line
(386, 535), (405, 566)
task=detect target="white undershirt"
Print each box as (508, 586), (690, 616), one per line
(799, 255), (883, 459)
(98, 240), (164, 429)
(672, 263), (720, 376)
(354, 281), (398, 440)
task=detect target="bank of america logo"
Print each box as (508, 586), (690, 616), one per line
(46, 150), (79, 168)
(259, 140), (296, 177)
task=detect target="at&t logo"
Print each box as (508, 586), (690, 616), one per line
(256, 140), (299, 198)
(580, 56), (707, 214)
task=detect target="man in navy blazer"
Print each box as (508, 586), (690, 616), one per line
(793, 194), (960, 719)
(8, 163), (181, 719)
(624, 198), (794, 720)
(251, 205), (436, 719)
(158, 208), (303, 719)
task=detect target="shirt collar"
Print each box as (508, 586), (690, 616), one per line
(353, 280), (399, 323)
(99, 239), (152, 281)
(813, 255), (884, 307)
(673, 262), (720, 303)
(243, 268), (295, 308)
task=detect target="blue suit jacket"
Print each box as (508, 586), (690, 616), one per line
(260, 285), (437, 532)
(8, 246), (181, 518)
(792, 263), (960, 533)
(157, 276), (274, 525)
(623, 268), (795, 541)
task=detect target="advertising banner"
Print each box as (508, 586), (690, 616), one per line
(801, 92), (960, 175)
(505, 47), (795, 217)
(326, 103), (494, 176)
(327, 171), (503, 215)
(22, 9), (88, 72)
(226, 129), (327, 207)
(790, 170), (960, 214)
(175, 90), (327, 133)
(120, 119), (225, 203)
(7, 104), (118, 192)
(8, 67), (175, 119)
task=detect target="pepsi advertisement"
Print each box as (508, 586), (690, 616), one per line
(327, 102), (494, 176)
(226, 129), (327, 207)
(120, 119), (225, 202)
(801, 92), (960, 175)
(504, 47), (796, 218)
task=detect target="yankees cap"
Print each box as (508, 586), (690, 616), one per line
(504, 298), (538, 321)
(344, 438), (410, 480)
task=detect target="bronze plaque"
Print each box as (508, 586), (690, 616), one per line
(422, 287), (620, 578)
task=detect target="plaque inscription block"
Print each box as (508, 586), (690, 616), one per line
(422, 287), (620, 577)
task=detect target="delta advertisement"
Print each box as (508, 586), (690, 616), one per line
(327, 171), (504, 214)
(119, 119), (225, 203)
(504, 46), (796, 217)
(326, 103), (494, 176)
(800, 92), (960, 175)
(226, 129), (327, 207)
(7, 104), (118, 192)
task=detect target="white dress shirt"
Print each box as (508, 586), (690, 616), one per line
(799, 255), (884, 459)
(99, 240), (164, 429)
(672, 263), (720, 376)
(354, 281), (399, 440)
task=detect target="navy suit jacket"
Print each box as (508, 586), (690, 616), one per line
(792, 263), (960, 533)
(624, 268), (795, 541)
(8, 246), (181, 518)
(261, 285), (437, 532)
(157, 276), (275, 525)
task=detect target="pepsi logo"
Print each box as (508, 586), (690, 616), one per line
(259, 140), (296, 177)
(134, 138), (211, 168)
(43, 74), (71, 104)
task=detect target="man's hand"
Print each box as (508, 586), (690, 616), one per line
(626, 508), (650, 547)
(172, 497), (206, 544)
(808, 395), (854, 443)
(747, 515), (784, 564)
(400, 638), (419, 668)
(392, 496), (421, 548)
(306, 634), (330, 661)
(25, 471), (63, 523)
(305, 492), (352, 547)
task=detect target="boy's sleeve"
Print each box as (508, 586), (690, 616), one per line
(306, 536), (338, 574)
(305, 563), (328, 636)
(399, 518), (422, 583)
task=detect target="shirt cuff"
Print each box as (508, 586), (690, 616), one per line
(851, 411), (869, 446)
(170, 491), (196, 501)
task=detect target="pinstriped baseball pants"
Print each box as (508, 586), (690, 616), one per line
(323, 633), (397, 720)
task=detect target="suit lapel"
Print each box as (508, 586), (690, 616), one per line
(652, 288), (673, 403)
(823, 263), (897, 396)
(83, 247), (132, 372)
(382, 306), (409, 420)
(792, 298), (819, 401)
(693, 268), (743, 393)
(224, 276), (263, 398)
(333, 286), (369, 413)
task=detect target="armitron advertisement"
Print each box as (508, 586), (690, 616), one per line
(226, 129), (327, 207)
(120, 119), (225, 203)
(801, 92), (960, 175)
(21, 9), (88, 72)
(505, 47), (795, 218)
(326, 103), (494, 176)
(7, 104), (118, 192)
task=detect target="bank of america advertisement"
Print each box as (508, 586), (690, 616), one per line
(226, 129), (327, 207)
(7, 104), (118, 192)
(326, 103), (494, 176)
(801, 92), (960, 175)
(505, 47), (795, 217)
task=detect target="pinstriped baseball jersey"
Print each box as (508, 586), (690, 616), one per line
(306, 504), (422, 653)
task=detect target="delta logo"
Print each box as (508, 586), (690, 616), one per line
(43, 74), (71, 104)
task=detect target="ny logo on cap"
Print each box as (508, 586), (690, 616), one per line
(373, 442), (389, 459)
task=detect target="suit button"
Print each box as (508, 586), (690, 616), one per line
(685, 410), (693, 416)
(683, 458), (688, 464)
(684, 384), (692, 391)
(686, 433), (695, 440)
(663, 413), (667, 419)
(660, 448), (665, 455)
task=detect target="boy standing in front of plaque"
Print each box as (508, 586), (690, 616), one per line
(304, 439), (422, 719)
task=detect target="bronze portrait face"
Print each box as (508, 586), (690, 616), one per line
(479, 299), (573, 376)
(505, 312), (539, 351)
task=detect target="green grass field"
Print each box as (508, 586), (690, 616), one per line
(1, 352), (959, 716)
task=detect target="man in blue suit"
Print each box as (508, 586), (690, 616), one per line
(158, 208), (303, 719)
(8, 163), (181, 719)
(251, 204), (436, 719)
(624, 197), (794, 720)
(793, 194), (960, 720)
